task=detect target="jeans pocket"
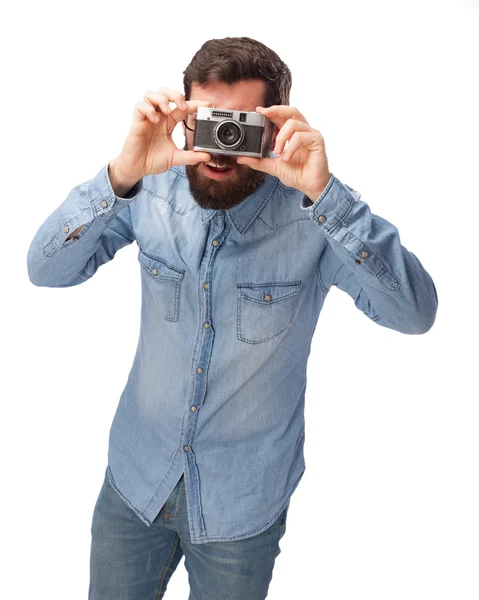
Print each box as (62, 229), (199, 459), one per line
(236, 281), (301, 344)
(138, 248), (185, 321)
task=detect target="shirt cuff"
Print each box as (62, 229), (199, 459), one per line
(300, 173), (403, 292)
(89, 163), (143, 217)
(44, 165), (143, 257)
(299, 173), (355, 236)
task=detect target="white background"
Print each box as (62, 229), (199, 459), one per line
(2, 0), (478, 598)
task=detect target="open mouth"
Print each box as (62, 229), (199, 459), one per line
(203, 162), (235, 180)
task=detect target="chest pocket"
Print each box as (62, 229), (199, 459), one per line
(138, 248), (185, 322)
(236, 281), (301, 344)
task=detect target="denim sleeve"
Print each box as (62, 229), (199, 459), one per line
(300, 173), (438, 334)
(27, 164), (143, 287)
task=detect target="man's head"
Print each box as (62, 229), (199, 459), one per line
(181, 37), (292, 211)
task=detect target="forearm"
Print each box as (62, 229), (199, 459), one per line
(301, 174), (438, 334)
(63, 161), (139, 242)
(108, 159), (141, 198)
(27, 163), (142, 287)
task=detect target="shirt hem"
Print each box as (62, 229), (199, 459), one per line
(107, 465), (153, 527)
(188, 467), (306, 545)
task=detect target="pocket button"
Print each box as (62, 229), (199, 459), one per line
(237, 281), (301, 344)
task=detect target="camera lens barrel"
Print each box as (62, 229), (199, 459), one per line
(214, 120), (245, 150)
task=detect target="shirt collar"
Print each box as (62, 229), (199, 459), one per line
(173, 151), (279, 235)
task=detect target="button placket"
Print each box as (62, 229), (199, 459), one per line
(185, 212), (226, 459)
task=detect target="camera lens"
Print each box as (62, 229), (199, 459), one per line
(214, 120), (245, 149)
(220, 125), (239, 144)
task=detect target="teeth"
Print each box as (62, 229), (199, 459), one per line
(206, 161), (231, 168)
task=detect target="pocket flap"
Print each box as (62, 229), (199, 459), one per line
(138, 248), (185, 282)
(237, 281), (301, 304)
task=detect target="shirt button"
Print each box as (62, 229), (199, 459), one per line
(151, 268), (158, 276)
(203, 322), (210, 329)
(101, 200), (108, 208)
(63, 225), (69, 233)
(264, 294), (272, 302)
(183, 445), (190, 451)
(355, 259), (362, 264)
(212, 239), (220, 247)
(203, 282), (209, 290)
(196, 367), (203, 374)
(190, 406), (198, 412)
(318, 215), (327, 223)
(361, 251), (369, 259)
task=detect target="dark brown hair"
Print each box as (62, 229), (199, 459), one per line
(183, 37), (292, 108)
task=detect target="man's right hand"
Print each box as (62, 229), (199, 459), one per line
(111, 87), (213, 183)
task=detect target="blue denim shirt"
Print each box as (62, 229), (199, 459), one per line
(27, 154), (438, 544)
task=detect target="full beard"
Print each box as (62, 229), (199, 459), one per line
(184, 132), (273, 211)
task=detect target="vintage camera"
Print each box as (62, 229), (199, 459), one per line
(192, 106), (266, 158)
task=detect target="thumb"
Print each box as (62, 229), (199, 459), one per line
(174, 150), (211, 167)
(236, 156), (276, 176)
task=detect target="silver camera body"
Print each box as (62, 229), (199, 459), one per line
(192, 106), (266, 158)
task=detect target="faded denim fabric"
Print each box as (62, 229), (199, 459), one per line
(27, 153), (438, 544)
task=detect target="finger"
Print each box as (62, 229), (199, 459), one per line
(156, 88), (213, 116)
(274, 119), (311, 154)
(168, 99), (213, 124)
(134, 100), (162, 124)
(257, 105), (308, 127)
(173, 150), (212, 167)
(156, 87), (188, 111)
(144, 90), (174, 116)
(236, 156), (277, 176)
(282, 131), (319, 162)
(142, 90), (212, 125)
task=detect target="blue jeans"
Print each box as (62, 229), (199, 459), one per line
(89, 466), (290, 600)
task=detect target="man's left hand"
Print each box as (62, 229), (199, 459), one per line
(236, 105), (332, 202)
